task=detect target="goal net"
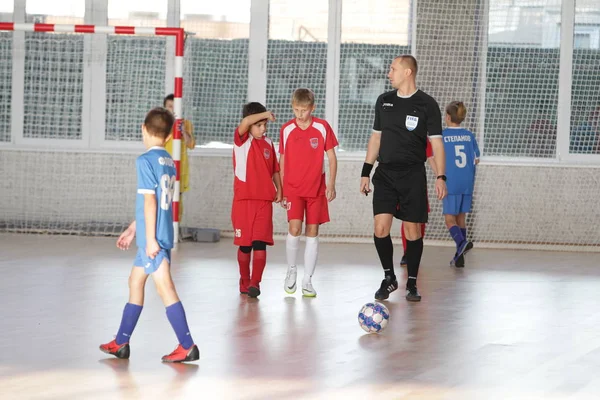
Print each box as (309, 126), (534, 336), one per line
(1, 0), (600, 252)
(0, 23), (185, 241)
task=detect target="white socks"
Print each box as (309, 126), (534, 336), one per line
(286, 233), (319, 284)
(286, 233), (300, 268)
(303, 236), (319, 284)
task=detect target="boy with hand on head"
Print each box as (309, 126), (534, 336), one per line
(100, 107), (199, 363)
(232, 102), (282, 298)
(280, 88), (338, 297)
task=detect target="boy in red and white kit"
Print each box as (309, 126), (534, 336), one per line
(232, 102), (282, 298)
(280, 88), (338, 297)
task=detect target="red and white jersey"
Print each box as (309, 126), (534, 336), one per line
(233, 129), (280, 201)
(279, 117), (338, 198)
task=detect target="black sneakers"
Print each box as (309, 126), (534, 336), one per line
(451, 241), (473, 267)
(405, 286), (421, 302)
(248, 286), (261, 298)
(451, 240), (472, 267)
(375, 276), (399, 300)
(400, 255), (408, 268)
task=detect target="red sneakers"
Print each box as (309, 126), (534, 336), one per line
(100, 339), (199, 363)
(162, 344), (200, 363)
(99, 339), (130, 359)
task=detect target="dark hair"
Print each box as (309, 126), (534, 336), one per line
(446, 101), (467, 124)
(144, 107), (174, 139)
(242, 102), (267, 118)
(163, 94), (174, 107)
(395, 55), (418, 76)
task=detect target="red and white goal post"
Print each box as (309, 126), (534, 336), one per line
(0, 22), (186, 244)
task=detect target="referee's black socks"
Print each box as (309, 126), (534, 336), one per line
(405, 238), (424, 289)
(374, 235), (395, 279)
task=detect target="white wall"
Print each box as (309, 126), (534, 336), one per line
(2, 150), (599, 250)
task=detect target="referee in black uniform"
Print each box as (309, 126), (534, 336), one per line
(360, 55), (447, 302)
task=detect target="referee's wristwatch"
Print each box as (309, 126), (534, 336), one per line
(436, 175), (447, 181)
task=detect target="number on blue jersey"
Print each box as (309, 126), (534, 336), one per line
(454, 145), (467, 168)
(160, 174), (176, 211)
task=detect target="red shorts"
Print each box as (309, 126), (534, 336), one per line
(231, 199), (274, 247)
(286, 195), (330, 225)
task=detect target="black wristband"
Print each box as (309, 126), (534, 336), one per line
(361, 163), (374, 178)
(437, 175), (447, 181)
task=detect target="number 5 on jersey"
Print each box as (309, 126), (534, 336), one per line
(454, 145), (467, 168)
(160, 174), (176, 211)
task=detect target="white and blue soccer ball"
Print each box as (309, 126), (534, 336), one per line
(358, 302), (390, 333)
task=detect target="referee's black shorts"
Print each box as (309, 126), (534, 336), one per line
(372, 164), (428, 223)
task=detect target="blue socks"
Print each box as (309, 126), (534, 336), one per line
(449, 226), (465, 249)
(116, 303), (143, 345)
(114, 302), (194, 349)
(461, 228), (467, 242)
(166, 302), (194, 350)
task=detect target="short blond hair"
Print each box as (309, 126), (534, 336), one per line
(446, 101), (467, 124)
(291, 88), (315, 106)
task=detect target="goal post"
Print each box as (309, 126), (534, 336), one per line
(0, 22), (185, 244)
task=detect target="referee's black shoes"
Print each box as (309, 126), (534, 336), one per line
(406, 286), (422, 302)
(375, 276), (398, 300)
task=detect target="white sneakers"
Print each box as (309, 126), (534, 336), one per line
(301, 281), (316, 297)
(284, 266), (297, 294)
(284, 266), (316, 297)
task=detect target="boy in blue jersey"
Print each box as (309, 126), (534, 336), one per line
(100, 108), (199, 363)
(442, 101), (480, 268)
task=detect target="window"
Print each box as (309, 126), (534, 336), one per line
(0, 2), (12, 142)
(23, 0), (85, 139)
(181, 0), (251, 147)
(338, 0), (411, 151)
(486, 0), (561, 157)
(574, 33), (591, 49)
(108, 0), (167, 27)
(267, 0), (328, 143)
(105, 1), (169, 141)
(26, 0), (84, 24)
(569, 0), (600, 154)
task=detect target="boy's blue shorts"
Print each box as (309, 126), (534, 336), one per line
(134, 248), (171, 274)
(442, 194), (472, 216)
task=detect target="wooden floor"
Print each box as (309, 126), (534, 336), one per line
(1, 233), (600, 399)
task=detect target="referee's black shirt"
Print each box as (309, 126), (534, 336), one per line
(373, 89), (442, 169)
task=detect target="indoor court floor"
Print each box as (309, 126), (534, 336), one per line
(1, 232), (600, 399)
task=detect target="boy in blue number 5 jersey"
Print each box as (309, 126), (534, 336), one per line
(442, 101), (480, 268)
(100, 108), (199, 363)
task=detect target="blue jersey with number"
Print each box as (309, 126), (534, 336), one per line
(442, 127), (480, 195)
(135, 146), (176, 250)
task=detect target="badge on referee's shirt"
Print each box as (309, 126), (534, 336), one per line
(405, 115), (419, 131)
(310, 138), (319, 149)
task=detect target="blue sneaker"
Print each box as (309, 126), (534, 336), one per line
(451, 241), (473, 266)
(452, 253), (465, 268)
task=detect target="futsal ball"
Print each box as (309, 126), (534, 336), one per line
(358, 302), (390, 333)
